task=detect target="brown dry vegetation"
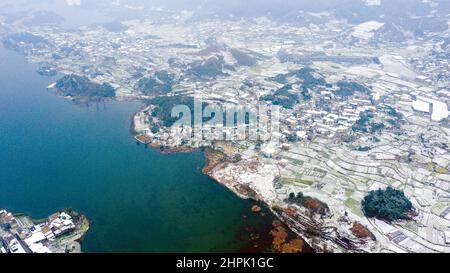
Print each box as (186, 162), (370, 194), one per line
(270, 220), (304, 253)
(350, 222), (376, 241)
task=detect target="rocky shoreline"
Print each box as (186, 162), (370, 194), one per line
(130, 122), (313, 253)
(201, 148), (316, 253)
(202, 148), (260, 200)
(237, 203), (314, 253)
(200, 147), (377, 253)
(128, 101), (378, 253)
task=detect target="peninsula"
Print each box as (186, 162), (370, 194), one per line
(0, 209), (90, 253)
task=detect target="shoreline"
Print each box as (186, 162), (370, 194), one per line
(13, 61), (315, 253)
(129, 106), (378, 253)
(2, 46), (376, 251)
(201, 147), (315, 253)
(2, 208), (90, 253)
(46, 82), (318, 253)
(130, 110), (314, 252)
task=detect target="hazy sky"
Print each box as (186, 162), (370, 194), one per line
(0, 0), (448, 29)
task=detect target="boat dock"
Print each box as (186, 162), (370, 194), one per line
(135, 134), (152, 145)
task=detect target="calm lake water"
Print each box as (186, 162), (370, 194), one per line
(0, 46), (273, 252)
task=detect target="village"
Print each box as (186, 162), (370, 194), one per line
(2, 6), (449, 252)
(0, 209), (89, 253)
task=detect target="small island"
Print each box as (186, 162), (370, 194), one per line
(0, 208), (90, 253)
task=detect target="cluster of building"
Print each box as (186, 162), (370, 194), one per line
(0, 209), (79, 253)
(1, 9), (450, 252)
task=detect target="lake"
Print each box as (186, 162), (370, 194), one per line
(0, 45), (274, 253)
